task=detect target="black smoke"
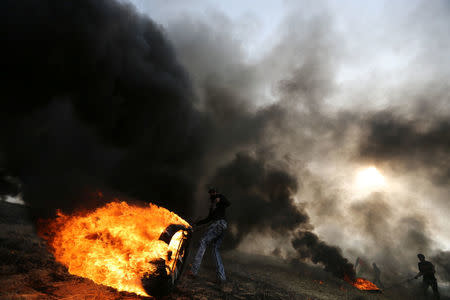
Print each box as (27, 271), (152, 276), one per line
(1, 0), (362, 282)
(292, 231), (356, 280)
(1, 0), (204, 218)
(208, 152), (305, 248)
(209, 153), (356, 280)
(360, 112), (450, 185)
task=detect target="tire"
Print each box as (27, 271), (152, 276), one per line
(141, 224), (192, 297)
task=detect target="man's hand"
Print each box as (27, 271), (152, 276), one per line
(215, 197), (220, 204)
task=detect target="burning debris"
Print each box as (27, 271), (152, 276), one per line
(346, 277), (381, 292)
(292, 231), (356, 280)
(38, 201), (191, 297)
(291, 230), (382, 293)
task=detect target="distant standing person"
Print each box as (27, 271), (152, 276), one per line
(372, 263), (383, 288)
(190, 188), (231, 283)
(414, 253), (440, 299)
(355, 257), (369, 277)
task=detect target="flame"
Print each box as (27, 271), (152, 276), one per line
(39, 201), (190, 296)
(352, 278), (380, 290)
(345, 276), (380, 291)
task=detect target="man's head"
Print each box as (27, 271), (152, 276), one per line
(208, 187), (218, 197)
(417, 253), (425, 261)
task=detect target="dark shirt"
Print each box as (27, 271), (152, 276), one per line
(196, 194), (230, 225)
(373, 265), (381, 278)
(418, 261), (436, 280)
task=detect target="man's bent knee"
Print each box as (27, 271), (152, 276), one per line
(199, 237), (213, 247)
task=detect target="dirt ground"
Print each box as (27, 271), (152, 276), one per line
(0, 201), (447, 300)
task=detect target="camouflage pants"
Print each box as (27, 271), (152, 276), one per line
(191, 219), (227, 281)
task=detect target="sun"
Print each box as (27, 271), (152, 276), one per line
(355, 166), (385, 190)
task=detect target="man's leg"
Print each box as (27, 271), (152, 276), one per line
(191, 222), (221, 275)
(431, 280), (440, 300)
(212, 229), (226, 281)
(423, 280), (431, 299)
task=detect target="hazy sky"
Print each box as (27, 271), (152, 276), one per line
(125, 0), (446, 110)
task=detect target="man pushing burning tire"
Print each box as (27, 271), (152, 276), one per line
(189, 187), (231, 284)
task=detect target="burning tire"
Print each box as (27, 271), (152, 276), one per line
(141, 224), (192, 297)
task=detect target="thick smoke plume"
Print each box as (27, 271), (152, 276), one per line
(1, 0), (204, 218)
(208, 153), (356, 280)
(292, 231), (355, 280)
(2, 0), (357, 277)
(209, 152), (304, 248)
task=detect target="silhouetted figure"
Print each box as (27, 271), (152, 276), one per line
(355, 257), (360, 271)
(414, 254), (440, 299)
(372, 263), (384, 288)
(355, 257), (369, 277)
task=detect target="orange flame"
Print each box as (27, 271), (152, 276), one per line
(345, 276), (380, 291)
(351, 278), (380, 290)
(39, 201), (190, 296)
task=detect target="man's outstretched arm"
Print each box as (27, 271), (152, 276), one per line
(195, 213), (212, 226)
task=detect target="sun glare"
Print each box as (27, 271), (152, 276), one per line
(355, 166), (385, 190)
